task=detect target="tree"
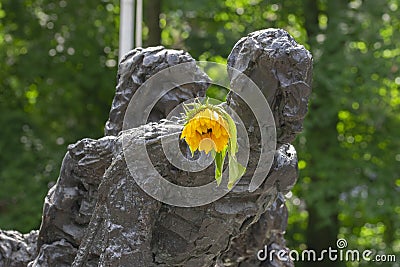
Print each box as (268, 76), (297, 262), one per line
(298, 1), (400, 266)
(144, 0), (162, 46)
(0, 0), (119, 232)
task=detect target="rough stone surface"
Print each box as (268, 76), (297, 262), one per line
(24, 136), (116, 267)
(217, 28), (312, 267)
(0, 28), (312, 267)
(70, 28), (311, 267)
(227, 28), (312, 145)
(28, 47), (208, 267)
(0, 230), (38, 267)
(105, 46), (208, 136)
(218, 194), (293, 267)
(71, 124), (298, 267)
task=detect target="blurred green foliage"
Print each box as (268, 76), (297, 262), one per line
(0, 0), (399, 266)
(0, 0), (119, 231)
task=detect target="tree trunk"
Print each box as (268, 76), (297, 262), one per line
(144, 0), (162, 46)
(304, 0), (319, 40)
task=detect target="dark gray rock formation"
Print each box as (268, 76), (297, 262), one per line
(29, 136), (117, 267)
(30, 47), (209, 267)
(71, 125), (298, 267)
(0, 230), (37, 267)
(218, 29), (312, 267)
(0, 28), (312, 267)
(227, 29), (312, 145)
(105, 47), (208, 136)
(219, 193), (291, 267)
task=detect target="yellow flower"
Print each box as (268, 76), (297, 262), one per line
(180, 108), (229, 154)
(180, 99), (246, 189)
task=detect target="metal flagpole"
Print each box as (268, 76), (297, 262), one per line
(119, 0), (135, 61)
(135, 0), (143, 47)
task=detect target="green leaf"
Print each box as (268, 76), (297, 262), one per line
(214, 146), (228, 185)
(225, 112), (238, 156)
(227, 154), (246, 189)
(213, 104), (245, 189)
(215, 106), (238, 156)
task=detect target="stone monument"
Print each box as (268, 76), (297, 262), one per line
(0, 28), (312, 267)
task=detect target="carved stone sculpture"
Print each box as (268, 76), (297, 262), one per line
(0, 28), (312, 267)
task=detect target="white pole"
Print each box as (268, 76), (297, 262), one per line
(119, 0), (135, 61)
(135, 0), (143, 47)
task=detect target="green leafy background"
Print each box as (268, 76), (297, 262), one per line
(0, 1), (398, 266)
